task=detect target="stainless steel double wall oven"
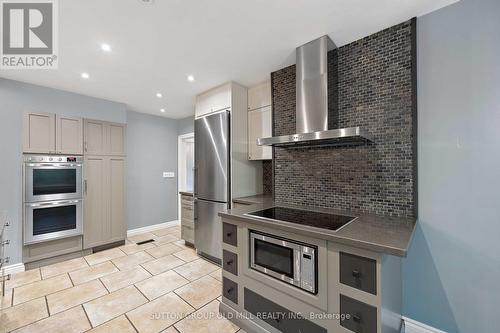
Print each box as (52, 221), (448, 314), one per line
(23, 155), (83, 244)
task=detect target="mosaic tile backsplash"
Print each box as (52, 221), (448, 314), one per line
(272, 20), (417, 217)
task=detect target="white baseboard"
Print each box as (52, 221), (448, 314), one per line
(127, 220), (179, 237)
(2, 262), (25, 275)
(403, 317), (447, 333)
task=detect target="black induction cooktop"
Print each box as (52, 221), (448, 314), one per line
(246, 206), (356, 231)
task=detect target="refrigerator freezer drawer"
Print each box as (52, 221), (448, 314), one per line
(194, 198), (227, 262)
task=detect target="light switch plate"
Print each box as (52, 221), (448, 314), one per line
(163, 172), (175, 178)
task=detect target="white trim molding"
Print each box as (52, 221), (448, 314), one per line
(403, 317), (448, 333)
(2, 262), (25, 275)
(127, 220), (180, 237)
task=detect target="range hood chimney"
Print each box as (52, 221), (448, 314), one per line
(258, 35), (373, 148)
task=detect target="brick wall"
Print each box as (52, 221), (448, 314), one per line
(272, 20), (417, 217)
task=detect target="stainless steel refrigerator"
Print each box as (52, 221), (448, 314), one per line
(194, 111), (230, 263)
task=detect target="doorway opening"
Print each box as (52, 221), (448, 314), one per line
(178, 132), (195, 217)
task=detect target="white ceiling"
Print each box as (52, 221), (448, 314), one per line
(0, 0), (457, 119)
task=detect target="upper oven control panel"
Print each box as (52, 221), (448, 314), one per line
(23, 155), (83, 163)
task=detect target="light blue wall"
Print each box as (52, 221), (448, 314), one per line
(403, 0), (500, 332)
(127, 110), (180, 230)
(177, 115), (194, 135)
(0, 78), (194, 264)
(0, 78), (127, 265)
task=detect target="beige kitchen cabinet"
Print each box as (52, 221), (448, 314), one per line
(83, 156), (107, 249)
(84, 119), (107, 155)
(248, 80), (272, 110)
(56, 115), (83, 154)
(108, 157), (127, 242)
(108, 123), (127, 156)
(247, 81), (272, 161)
(180, 193), (194, 246)
(23, 112), (56, 153)
(248, 106), (272, 160)
(83, 155), (127, 249)
(84, 119), (126, 156)
(24, 112), (84, 154)
(195, 82), (232, 118)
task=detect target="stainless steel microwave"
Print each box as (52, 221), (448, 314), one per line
(250, 231), (317, 294)
(24, 155), (83, 203)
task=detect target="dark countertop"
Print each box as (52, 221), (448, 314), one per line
(179, 191), (194, 196)
(232, 194), (273, 205)
(219, 201), (416, 257)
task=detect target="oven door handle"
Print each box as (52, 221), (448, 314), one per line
(27, 200), (81, 207)
(27, 163), (82, 167)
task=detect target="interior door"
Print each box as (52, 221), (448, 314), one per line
(195, 111), (230, 202)
(194, 198), (226, 261)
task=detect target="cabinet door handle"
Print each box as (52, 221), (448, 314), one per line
(352, 314), (362, 323)
(84, 180), (88, 195)
(84, 142), (88, 152)
(352, 269), (361, 278)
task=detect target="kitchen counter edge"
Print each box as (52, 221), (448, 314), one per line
(232, 194), (273, 205)
(219, 202), (416, 257)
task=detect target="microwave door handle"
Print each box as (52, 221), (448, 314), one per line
(295, 249), (301, 283)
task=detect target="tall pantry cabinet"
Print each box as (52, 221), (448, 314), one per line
(83, 119), (127, 249)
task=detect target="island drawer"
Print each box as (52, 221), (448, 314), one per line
(222, 222), (237, 246)
(222, 249), (238, 276)
(340, 252), (377, 295)
(223, 277), (238, 304)
(244, 288), (327, 333)
(340, 294), (377, 333)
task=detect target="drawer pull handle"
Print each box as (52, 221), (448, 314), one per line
(226, 259), (233, 265)
(226, 232), (232, 237)
(227, 287), (234, 294)
(352, 314), (362, 323)
(352, 269), (361, 278)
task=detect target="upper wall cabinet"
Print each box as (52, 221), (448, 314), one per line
(23, 112), (83, 155)
(84, 119), (127, 156)
(195, 83), (232, 118)
(23, 112), (56, 154)
(248, 106), (272, 160)
(56, 115), (83, 155)
(248, 80), (272, 111)
(108, 123), (127, 156)
(247, 81), (272, 160)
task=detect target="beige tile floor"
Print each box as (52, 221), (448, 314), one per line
(0, 225), (243, 333)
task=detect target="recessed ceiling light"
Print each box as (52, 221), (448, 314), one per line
(81, 72), (89, 79)
(187, 75), (195, 82)
(160, 108), (165, 113)
(101, 43), (111, 52)
(156, 92), (162, 98)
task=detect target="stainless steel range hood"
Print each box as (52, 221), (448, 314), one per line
(258, 36), (374, 148)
